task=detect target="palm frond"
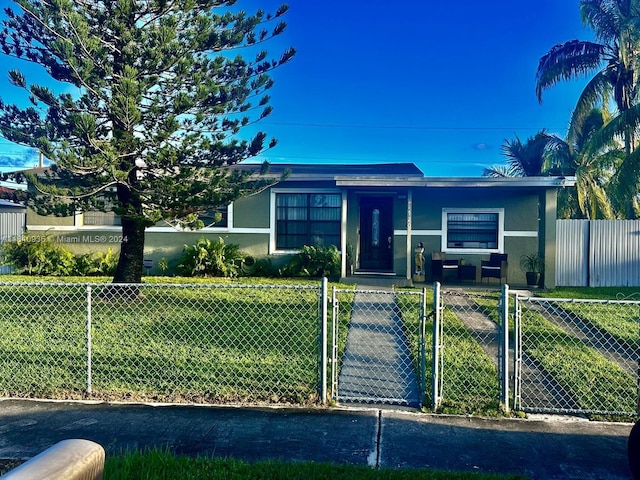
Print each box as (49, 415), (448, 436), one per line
(585, 103), (640, 157)
(536, 40), (609, 102)
(482, 165), (519, 178)
(580, 0), (625, 43)
(567, 74), (610, 146)
(608, 145), (640, 216)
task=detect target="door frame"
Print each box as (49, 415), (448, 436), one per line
(357, 195), (394, 272)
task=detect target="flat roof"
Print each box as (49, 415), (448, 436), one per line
(237, 162), (425, 179)
(335, 176), (576, 188)
(22, 162), (575, 189)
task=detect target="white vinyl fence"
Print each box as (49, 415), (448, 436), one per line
(556, 220), (640, 287)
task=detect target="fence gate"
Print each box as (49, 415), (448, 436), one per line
(513, 295), (640, 417)
(433, 284), (509, 414)
(330, 288), (427, 407)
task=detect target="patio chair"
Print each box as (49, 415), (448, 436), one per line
(431, 252), (445, 281)
(442, 259), (459, 282)
(481, 253), (508, 284)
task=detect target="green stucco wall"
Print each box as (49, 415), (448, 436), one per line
(22, 183), (559, 285)
(407, 187), (555, 286)
(232, 191), (270, 229)
(27, 210), (75, 227)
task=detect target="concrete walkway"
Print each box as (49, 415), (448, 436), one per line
(337, 286), (421, 407)
(0, 399), (634, 479)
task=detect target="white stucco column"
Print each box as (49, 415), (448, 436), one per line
(406, 189), (413, 280)
(341, 190), (348, 278)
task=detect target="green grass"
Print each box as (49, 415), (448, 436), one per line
(396, 292), (430, 406)
(529, 288), (640, 346)
(553, 300), (639, 346)
(543, 286), (640, 300)
(0, 280), (333, 404)
(101, 449), (527, 480)
(519, 307), (637, 416)
(398, 292), (501, 416)
(0, 277), (636, 417)
(332, 289), (356, 397)
(437, 308), (501, 416)
(518, 287), (639, 418)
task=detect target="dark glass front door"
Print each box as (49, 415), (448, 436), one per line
(359, 196), (393, 271)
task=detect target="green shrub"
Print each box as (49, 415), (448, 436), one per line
(177, 236), (245, 277)
(281, 245), (340, 278)
(1, 234), (76, 276)
(75, 248), (119, 276)
(240, 256), (280, 277)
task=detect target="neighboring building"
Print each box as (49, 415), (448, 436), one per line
(0, 191), (27, 244)
(24, 163), (573, 287)
(0, 192), (27, 274)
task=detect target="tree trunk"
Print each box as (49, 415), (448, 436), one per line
(112, 217), (146, 284)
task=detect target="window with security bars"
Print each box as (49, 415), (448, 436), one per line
(276, 193), (341, 249)
(83, 211), (121, 226)
(82, 191), (121, 226)
(446, 212), (498, 249)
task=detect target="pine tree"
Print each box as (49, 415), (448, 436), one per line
(0, 0), (294, 283)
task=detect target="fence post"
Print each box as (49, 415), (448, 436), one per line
(637, 305), (640, 415)
(86, 285), (92, 394)
(420, 287), (427, 406)
(432, 281), (441, 412)
(320, 277), (328, 404)
(501, 283), (509, 413)
(513, 293), (521, 411)
(331, 286), (338, 401)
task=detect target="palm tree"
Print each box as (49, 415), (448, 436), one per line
(483, 130), (557, 178)
(536, 0), (640, 151)
(536, 0), (640, 216)
(548, 109), (623, 219)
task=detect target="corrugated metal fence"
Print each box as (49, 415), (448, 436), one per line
(0, 211), (26, 243)
(556, 220), (640, 287)
(0, 211), (26, 274)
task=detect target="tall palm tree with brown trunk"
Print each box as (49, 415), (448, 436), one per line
(536, 0), (640, 217)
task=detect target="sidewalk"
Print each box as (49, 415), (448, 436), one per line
(0, 399), (633, 479)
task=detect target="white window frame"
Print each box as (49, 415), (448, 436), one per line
(441, 208), (504, 254)
(270, 188), (343, 254)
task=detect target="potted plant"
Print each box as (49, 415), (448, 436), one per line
(519, 253), (545, 287)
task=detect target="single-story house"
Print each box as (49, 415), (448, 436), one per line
(25, 163), (574, 287)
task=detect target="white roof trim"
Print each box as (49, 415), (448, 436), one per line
(335, 176), (576, 188)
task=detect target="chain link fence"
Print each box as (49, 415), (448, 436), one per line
(514, 295), (640, 418)
(0, 282), (323, 405)
(2, 280), (638, 418)
(434, 288), (505, 414)
(330, 288), (426, 407)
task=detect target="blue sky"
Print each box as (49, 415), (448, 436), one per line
(0, 1), (594, 177)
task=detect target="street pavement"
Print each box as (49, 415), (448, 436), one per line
(0, 399), (634, 479)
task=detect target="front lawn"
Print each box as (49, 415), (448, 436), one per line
(0, 278), (333, 404)
(103, 449), (527, 480)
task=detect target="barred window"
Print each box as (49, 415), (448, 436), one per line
(83, 211), (121, 226)
(446, 212), (499, 249)
(276, 193), (341, 249)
